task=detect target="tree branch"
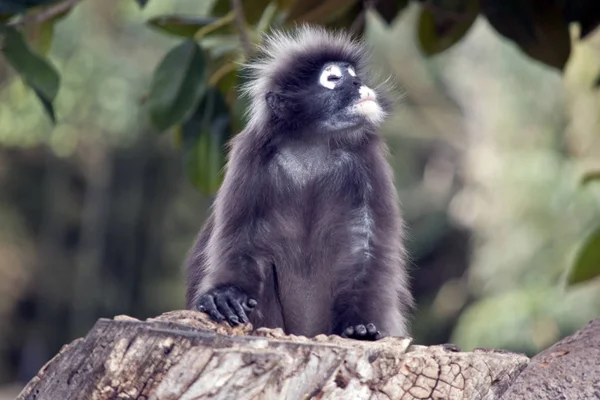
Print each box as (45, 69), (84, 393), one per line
(229, 0), (252, 58)
(13, 0), (83, 27)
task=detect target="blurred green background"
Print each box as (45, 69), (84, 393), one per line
(1, 0), (599, 397)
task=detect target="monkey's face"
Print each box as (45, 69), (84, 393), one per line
(265, 60), (386, 135)
(313, 62), (385, 131)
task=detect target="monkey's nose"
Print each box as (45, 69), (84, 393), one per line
(352, 79), (361, 86)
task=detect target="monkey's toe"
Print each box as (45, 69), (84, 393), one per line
(341, 323), (383, 341)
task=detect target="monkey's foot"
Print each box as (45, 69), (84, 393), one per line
(341, 323), (383, 341)
(196, 285), (257, 326)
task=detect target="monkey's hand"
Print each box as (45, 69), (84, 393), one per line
(341, 323), (383, 341)
(195, 285), (257, 326)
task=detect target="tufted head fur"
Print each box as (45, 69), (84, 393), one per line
(239, 25), (393, 137)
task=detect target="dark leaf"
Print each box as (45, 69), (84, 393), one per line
(418, 0), (479, 55)
(375, 0), (409, 24)
(0, 0), (57, 14)
(0, 14), (14, 22)
(32, 86), (56, 121)
(134, 0), (149, 8)
(147, 15), (219, 38)
(285, 0), (359, 24)
(556, 0), (600, 39)
(182, 87), (231, 195)
(567, 227), (600, 285)
(0, 25), (59, 122)
(481, 0), (571, 70)
(147, 39), (207, 132)
(581, 170), (600, 185)
(276, 0), (295, 9)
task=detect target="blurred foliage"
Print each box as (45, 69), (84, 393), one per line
(0, 0), (599, 390)
(2, 0), (599, 194)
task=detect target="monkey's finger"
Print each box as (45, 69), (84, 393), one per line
(215, 295), (240, 325)
(355, 325), (367, 336)
(366, 323), (377, 336)
(198, 295), (225, 322)
(246, 298), (258, 308)
(229, 299), (250, 324)
(373, 331), (382, 340)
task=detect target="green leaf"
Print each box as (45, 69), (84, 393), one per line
(24, 12), (63, 55)
(285, 0), (359, 24)
(182, 87), (231, 195)
(147, 15), (219, 38)
(0, 25), (60, 122)
(481, 0), (571, 70)
(581, 170), (600, 185)
(567, 227), (600, 285)
(417, 0), (479, 56)
(147, 39), (207, 132)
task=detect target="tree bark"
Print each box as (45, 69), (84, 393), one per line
(15, 311), (597, 400)
(499, 318), (600, 400)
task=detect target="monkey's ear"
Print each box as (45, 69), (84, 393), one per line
(266, 91), (287, 119)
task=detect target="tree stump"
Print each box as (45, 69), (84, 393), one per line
(15, 311), (599, 399)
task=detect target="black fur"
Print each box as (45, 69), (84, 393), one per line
(185, 27), (414, 340)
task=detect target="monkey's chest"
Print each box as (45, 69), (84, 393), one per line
(273, 147), (361, 188)
(274, 147), (334, 187)
(271, 148), (374, 260)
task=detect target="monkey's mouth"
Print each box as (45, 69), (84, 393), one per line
(351, 90), (384, 124)
(354, 97), (377, 105)
(354, 85), (378, 106)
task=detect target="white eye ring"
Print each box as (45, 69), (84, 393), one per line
(319, 65), (342, 90)
(348, 66), (356, 77)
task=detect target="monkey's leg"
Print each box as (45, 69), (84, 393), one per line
(331, 272), (395, 341)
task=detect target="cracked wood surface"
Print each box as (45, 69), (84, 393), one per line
(17, 310), (529, 400)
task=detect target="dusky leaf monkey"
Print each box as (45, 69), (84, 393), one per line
(185, 25), (414, 341)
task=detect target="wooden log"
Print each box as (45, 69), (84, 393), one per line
(16, 310), (531, 400)
(499, 318), (600, 400)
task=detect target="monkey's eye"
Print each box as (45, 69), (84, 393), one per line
(319, 64), (343, 89)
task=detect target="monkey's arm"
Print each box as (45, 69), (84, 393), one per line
(192, 155), (271, 325)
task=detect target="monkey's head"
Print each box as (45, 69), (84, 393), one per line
(242, 26), (393, 138)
